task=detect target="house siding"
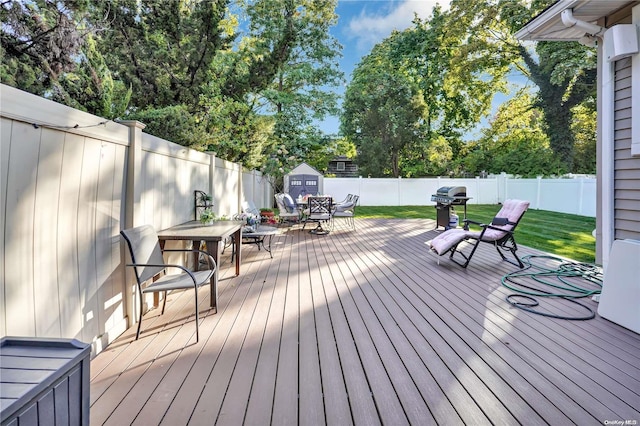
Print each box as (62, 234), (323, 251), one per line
(613, 57), (640, 240)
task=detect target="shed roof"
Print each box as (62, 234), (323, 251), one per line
(288, 162), (322, 176)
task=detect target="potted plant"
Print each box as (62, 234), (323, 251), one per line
(259, 208), (275, 222)
(199, 208), (216, 225)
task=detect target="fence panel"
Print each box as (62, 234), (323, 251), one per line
(324, 176), (595, 217)
(242, 169), (272, 210)
(1, 85), (264, 354)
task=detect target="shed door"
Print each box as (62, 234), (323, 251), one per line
(289, 174), (318, 199)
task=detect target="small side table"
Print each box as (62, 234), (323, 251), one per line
(224, 225), (279, 260)
(242, 226), (278, 257)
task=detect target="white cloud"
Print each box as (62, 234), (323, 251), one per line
(346, 1), (450, 52)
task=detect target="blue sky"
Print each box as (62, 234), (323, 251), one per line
(320, 0), (450, 135)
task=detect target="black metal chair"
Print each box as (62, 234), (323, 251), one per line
(120, 225), (216, 342)
(302, 196), (333, 234)
(427, 199), (530, 268)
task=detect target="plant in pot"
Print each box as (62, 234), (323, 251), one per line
(199, 208), (216, 225)
(260, 208), (275, 222)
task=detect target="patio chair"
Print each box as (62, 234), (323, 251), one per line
(120, 224), (216, 342)
(242, 200), (261, 216)
(334, 193), (355, 207)
(302, 196), (333, 234)
(274, 193), (300, 225)
(331, 194), (359, 231)
(427, 199), (530, 268)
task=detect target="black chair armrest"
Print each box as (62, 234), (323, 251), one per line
(484, 223), (515, 233)
(126, 262), (199, 285)
(463, 219), (488, 227)
(162, 248), (216, 270)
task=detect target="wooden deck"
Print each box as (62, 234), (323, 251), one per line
(90, 218), (640, 425)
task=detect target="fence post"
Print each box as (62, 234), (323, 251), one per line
(578, 177), (584, 215)
(120, 120), (146, 229)
(536, 176), (542, 210)
(499, 172), (507, 202)
(238, 162), (243, 214)
(208, 152), (216, 214)
(119, 120), (146, 330)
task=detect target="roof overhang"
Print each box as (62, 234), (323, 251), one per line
(515, 0), (636, 41)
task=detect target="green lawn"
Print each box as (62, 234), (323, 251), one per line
(356, 205), (596, 263)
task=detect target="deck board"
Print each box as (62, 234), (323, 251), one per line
(90, 218), (640, 425)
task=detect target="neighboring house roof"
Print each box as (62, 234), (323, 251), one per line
(515, 0), (635, 41)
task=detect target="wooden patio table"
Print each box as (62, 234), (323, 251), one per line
(157, 220), (243, 312)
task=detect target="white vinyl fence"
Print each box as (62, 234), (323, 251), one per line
(324, 175), (596, 217)
(0, 84), (272, 354)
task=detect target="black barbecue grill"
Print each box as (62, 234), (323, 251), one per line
(431, 186), (471, 230)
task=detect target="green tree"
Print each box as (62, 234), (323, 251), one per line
(305, 135), (356, 174)
(1, 0), (89, 96)
(457, 91), (562, 177)
(56, 35), (132, 118)
(229, 0), (343, 170)
(89, 0), (233, 109)
(342, 41), (427, 178)
(571, 101), (597, 174)
(88, 0), (341, 171)
(342, 7), (510, 177)
(447, 0), (596, 172)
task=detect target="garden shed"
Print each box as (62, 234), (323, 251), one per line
(284, 162), (324, 199)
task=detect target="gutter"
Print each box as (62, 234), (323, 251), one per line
(560, 8), (605, 36)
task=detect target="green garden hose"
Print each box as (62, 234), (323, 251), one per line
(501, 255), (603, 320)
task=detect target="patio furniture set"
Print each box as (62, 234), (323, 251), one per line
(274, 192), (360, 234)
(119, 189), (532, 344)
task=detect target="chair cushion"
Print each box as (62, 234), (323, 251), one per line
(427, 229), (471, 255)
(480, 199), (530, 241)
(309, 213), (331, 220)
(283, 194), (296, 213)
(333, 210), (353, 218)
(334, 201), (355, 212)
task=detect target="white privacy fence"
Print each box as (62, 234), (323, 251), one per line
(324, 175), (596, 217)
(0, 84), (272, 354)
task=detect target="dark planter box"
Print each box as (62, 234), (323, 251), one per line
(0, 337), (90, 426)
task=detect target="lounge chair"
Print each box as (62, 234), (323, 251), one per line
(427, 199), (530, 268)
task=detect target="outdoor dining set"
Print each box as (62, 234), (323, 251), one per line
(274, 192), (359, 234)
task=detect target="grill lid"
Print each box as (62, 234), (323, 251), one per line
(436, 186), (466, 198)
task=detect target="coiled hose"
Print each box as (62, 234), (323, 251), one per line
(501, 255), (603, 320)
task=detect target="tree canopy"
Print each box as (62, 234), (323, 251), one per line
(2, 0), (597, 178)
(340, 0), (597, 177)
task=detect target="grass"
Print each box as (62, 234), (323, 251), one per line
(356, 205), (596, 263)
